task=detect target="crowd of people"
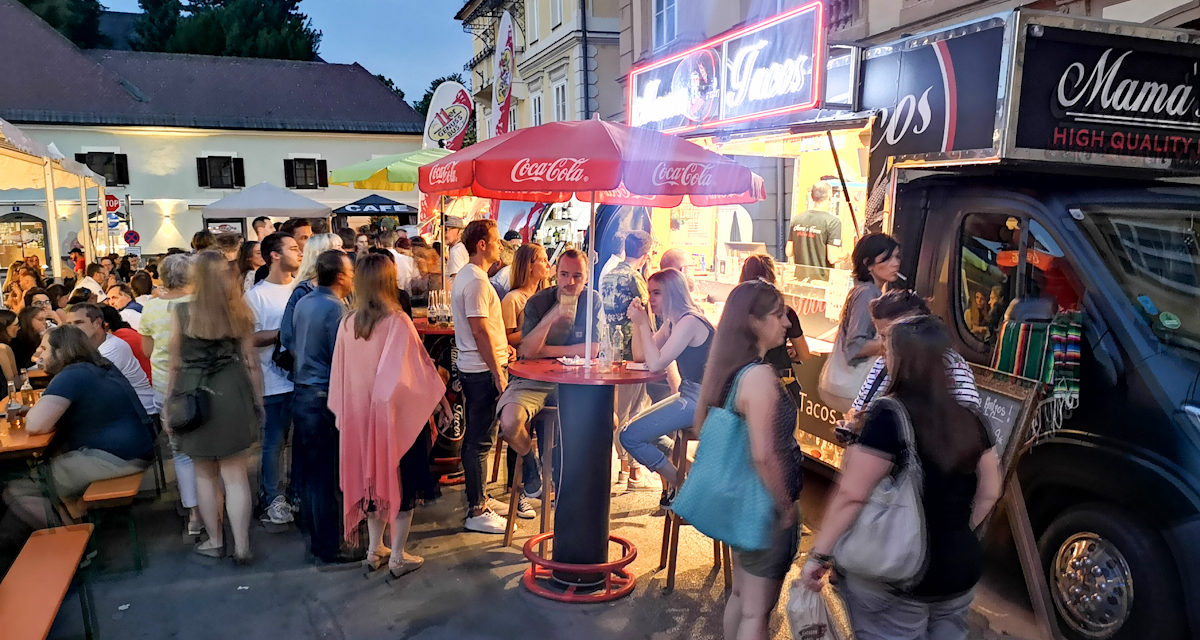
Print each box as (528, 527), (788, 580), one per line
(0, 214), (1005, 640)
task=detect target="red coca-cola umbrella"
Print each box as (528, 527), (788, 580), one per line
(418, 116), (764, 206)
(419, 116), (765, 362)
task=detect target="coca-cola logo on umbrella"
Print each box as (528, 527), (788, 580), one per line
(509, 158), (590, 184)
(651, 162), (716, 187)
(427, 161), (460, 185)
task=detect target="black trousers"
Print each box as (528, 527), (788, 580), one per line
(293, 385), (343, 561)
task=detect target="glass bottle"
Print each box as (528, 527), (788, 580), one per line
(6, 381), (22, 431)
(19, 371), (33, 407)
(611, 325), (624, 365)
(598, 317), (612, 368)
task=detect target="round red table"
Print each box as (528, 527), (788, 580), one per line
(507, 358), (664, 597)
(413, 318), (455, 336)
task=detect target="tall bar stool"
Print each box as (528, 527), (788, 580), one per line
(502, 408), (558, 552)
(659, 428), (732, 592)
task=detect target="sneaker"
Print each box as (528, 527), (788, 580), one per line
(260, 496), (294, 525)
(464, 509), (507, 534)
(522, 456), (543, 498)
(485, 496), (509, 516)
(515, 496), (535, 520)
(626, 474), (660, 492)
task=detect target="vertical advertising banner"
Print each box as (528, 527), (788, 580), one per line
(492, 10), (515, 137)
(423, 81), (473, 151)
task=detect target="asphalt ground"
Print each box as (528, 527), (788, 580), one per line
(42, 467), (1038, 640)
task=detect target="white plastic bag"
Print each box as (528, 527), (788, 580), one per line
(786, 577), (856, 640)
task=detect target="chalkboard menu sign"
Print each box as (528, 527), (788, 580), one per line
(969, 364), (1042, 478)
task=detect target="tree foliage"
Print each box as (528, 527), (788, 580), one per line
(20, 0), (109, 48)
(131, 0), (181, 52)
(374, 74), (405, 102)
(166, 0), (321, 60)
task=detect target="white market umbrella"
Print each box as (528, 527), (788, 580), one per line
(202, 182), (331, 219)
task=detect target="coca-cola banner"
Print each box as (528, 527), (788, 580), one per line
(1014, 26), (1200, 170)
(627, 0), (824, 133)
(863, 22), (1006, 187)
(492, 10), (515, 137)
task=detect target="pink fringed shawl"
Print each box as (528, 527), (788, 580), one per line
(328, 312), (445, 540)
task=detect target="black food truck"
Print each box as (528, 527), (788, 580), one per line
(846, 12), (1200, 640)
(614, 8), (1200, 640)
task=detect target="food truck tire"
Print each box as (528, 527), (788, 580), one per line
(1038, 503), (1185, 640)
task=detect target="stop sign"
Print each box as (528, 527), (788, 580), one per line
(105, 194), (120, 212)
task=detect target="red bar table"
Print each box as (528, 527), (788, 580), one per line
(507, 358), (664, 599)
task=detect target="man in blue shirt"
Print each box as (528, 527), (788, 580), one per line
(291, 249), (355, 565)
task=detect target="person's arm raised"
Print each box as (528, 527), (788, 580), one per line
(629, 301), (702, 373)
(518, 304), (594, 359)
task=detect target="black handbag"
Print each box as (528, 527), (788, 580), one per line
(166, 356), (228, 434)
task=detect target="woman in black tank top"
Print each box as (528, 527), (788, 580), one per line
(618, 269), (712, 502)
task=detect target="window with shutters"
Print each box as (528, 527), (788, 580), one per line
(196, 156), (245, 189)
(284, 158), (328, 189)
(552, 81), (568, 122)
(653, 0), (677, 49)
(531, 93), (543, 127)
(74, 152), (129, 186)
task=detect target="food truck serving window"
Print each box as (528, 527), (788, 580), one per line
(1079, 208), (1200, 357)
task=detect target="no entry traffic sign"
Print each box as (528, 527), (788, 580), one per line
(105, 194), (120, 213)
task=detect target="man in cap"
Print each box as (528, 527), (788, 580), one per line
(445, 216), (468, 278)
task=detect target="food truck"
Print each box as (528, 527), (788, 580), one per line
(619, 7), (1200, 639)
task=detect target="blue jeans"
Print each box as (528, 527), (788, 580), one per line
(260, 391), (294, 503)
(618, 380), (700, 472)
(460, 371), (499, 510)
(292, 386), (341, 561)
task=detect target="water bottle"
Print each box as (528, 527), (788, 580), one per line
(612, 326), (624, 365)
(598, 319), (612, 369)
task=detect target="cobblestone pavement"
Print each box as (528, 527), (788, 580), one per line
(52, 476), (1031, 639)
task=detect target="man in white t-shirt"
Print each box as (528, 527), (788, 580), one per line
(451, 219), (515, 534)
(445, 216), (468, 278)
(67, 303), (156, 416)
(379, 230), (419, 291)
(77, 263), (108, 303)
(244, 231), (302, 527)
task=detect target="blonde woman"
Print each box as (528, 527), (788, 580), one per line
(168, 252), (263, 564)
(280, 233), (343, 356)
(500, 242), (550, 347)
(329, 254), (446, 578)
(619, 268), (714, 506)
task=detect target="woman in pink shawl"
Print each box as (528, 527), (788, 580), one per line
(329, 254), (447, 579)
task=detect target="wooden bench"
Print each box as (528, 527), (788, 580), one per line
(0, 523), (98, 640)
(83, 470), (150, 572)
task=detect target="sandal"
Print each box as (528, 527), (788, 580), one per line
(386, 553), (424, 581)
(193, 541), (225, 559)
(362, 551), (388, 573)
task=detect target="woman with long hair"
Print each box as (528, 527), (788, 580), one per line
(140, 253), (203, 536)
(237, 241), (265, 293)
(168, 251), (262, 564)
(803, 316), (1002, 639)
(821, 233), (902, 411)
(0, 309), (20, 387)
(12, 305), (47, 369)
(330, 254), (446, 579)
(2, 325), (154, 531)
(739, 254), (810, 391)
(280, 233), (343, 357)
(696, 280), (803, 640)
(618, 269), (713, 510)
(500, 242), (550, 346)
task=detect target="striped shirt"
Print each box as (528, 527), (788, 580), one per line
(851, 350), (980, 412)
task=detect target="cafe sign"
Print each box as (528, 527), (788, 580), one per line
(627, 0), (825, 133)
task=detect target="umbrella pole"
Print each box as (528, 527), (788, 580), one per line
(585, 191), (596, 364)
(440, 195), (447, 293)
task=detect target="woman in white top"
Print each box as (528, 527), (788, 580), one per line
(237, 241), (264, 292)
(500, 243), (550, 347)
